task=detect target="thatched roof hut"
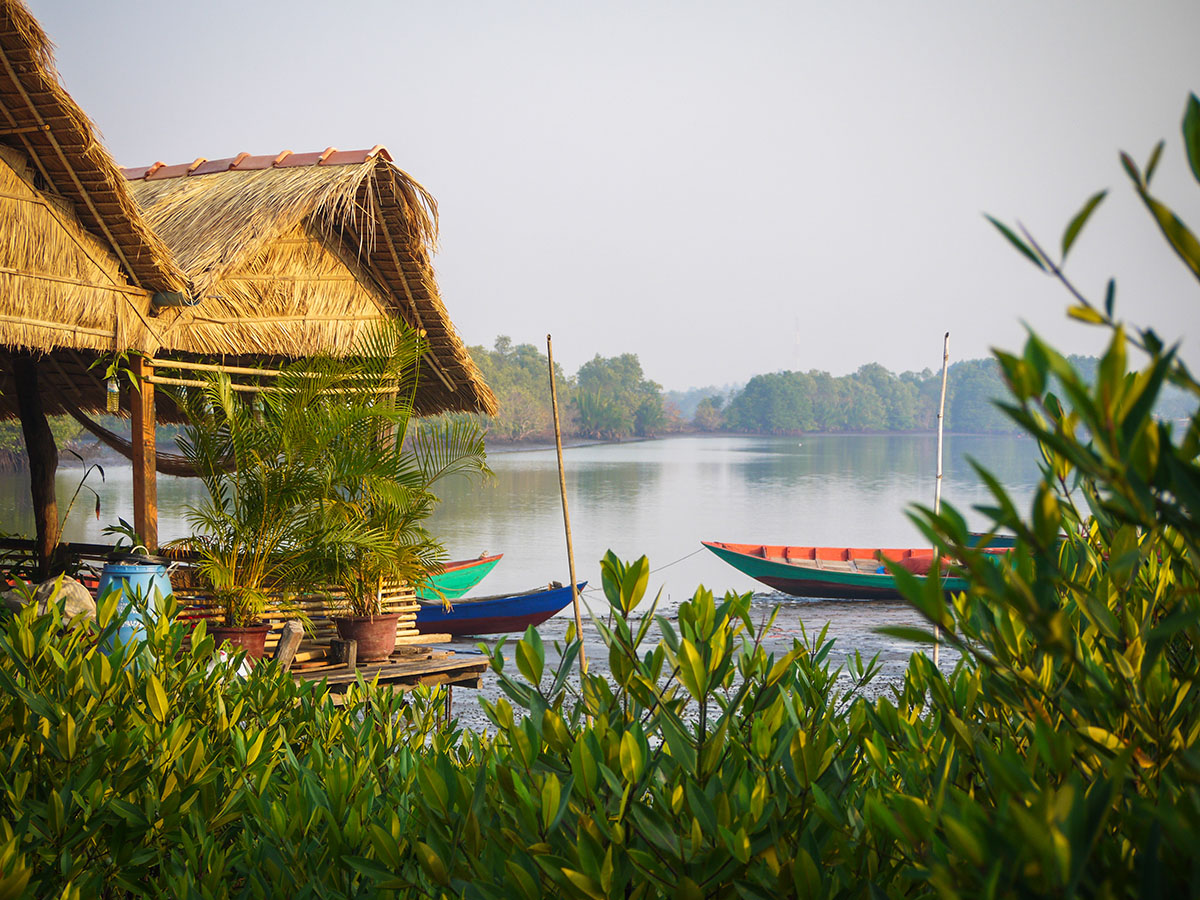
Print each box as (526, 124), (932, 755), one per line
(0, 0), (194, 571)
(122, 147), (497, 417)
(0, 0), (495, 563)
(0, 0), (494, 420)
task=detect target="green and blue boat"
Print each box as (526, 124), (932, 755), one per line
(702, 540), (972, 600)
(417, 553), (503, 602)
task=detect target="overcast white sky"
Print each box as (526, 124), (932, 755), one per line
(29, 0), (1200, 390)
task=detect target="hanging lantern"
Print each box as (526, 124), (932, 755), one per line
(106, 377), (119, 413)
(251, 394), (264, 423)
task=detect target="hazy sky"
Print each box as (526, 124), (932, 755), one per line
(28, 0), (1200, 390)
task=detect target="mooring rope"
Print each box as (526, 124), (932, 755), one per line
(578, 547), (705, 594)
(649, 547), (704, 575)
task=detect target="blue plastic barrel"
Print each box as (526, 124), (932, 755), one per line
(98, 555), (173, 648)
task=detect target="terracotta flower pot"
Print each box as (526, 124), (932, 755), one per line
(208, 623), (272, 660)
(332, 613), (401, 662)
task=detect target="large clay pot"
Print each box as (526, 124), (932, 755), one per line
(332, 613), (400, 663)
(208, 623), (272, 660)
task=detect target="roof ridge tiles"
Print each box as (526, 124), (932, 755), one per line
(118, 146), (391, 180)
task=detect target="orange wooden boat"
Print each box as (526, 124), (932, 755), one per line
(701, 540), (968, 600)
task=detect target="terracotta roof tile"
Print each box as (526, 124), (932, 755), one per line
(230, 153), (278, 171)
(323, 148), (381, 166)
(121, 147), (393, 180)
(145, 161), (194, 180)
(277, 147), (335, 168)
(188, 157), (228, 176)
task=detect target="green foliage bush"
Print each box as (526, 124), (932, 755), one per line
(0, 592), (471, 899)
(574, 353), (665, 440)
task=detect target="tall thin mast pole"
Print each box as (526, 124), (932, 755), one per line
(547, 335), (588, 679)
(933, 332), (950, 668)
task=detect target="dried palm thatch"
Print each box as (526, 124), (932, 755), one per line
(125, 149), (498, 416)
(0, 145), (142, 352)
(0, 0), (493, 421)
(0, 0), (183, 309)
(0, 0), (187, 417)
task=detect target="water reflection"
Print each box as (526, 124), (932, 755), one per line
(428, 434), (1042, 606)
(0, 434), (1042, 611)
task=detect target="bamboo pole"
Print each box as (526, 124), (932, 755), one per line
(150, 358), (291, 377)
(189, 314), (383, 325)
(933, 332), (950, 668)
(144, 374), (402, 394)
(150, 358), (406, 381)
(0, 266), (147, 295)
(547, 335), (588, 680)
(130, 356), (158, 552)
(0, 313), (116, 339)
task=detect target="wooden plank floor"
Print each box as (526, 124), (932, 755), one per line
(291, 645), (489, 695)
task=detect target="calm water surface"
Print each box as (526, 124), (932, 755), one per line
(1, 434), (1042, 612)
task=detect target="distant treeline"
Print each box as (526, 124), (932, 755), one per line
(0, 416), (188, 472)
(466, 336), (666, 441)
(466, 338), (1195, 441)
(720, 360), (1011, 434)
(3, 344), (1189, 466)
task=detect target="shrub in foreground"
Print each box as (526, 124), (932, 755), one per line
(0, 595), (464, 899)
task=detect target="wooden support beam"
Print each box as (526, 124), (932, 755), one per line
(273, 621), (305, 672)
(13, 355), (58, 579)
(329, 637), (358, 670)
(130, 356), (158, 551)
(0, 124), (50, 136)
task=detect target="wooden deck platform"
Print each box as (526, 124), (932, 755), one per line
(288, 642), (490, 708)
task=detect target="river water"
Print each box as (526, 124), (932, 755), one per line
(1, 433), (1042, 614)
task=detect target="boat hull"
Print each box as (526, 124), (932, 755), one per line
(415, 581), (586, 636)
(702, 541), (968, 600)
(416, 554), (503, 601)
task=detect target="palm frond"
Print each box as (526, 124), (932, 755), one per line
(409, 417), (492, 487)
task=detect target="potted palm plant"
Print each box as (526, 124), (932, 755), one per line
(174, 322), (489, 662)
(302, 417), (490, 660)
(173, 373), (315, 658)
(295, 327), (490, 661)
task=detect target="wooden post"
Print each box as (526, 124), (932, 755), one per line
(13, 354), (58, 580)
(547, 335), (588, 680)
(933, 332), (950, 668)
(130, 355), (158, 552)
(273, 620), (305, 672)
(330, 637), (358, 670)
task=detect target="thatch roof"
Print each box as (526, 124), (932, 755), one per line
(0, 0), (189, 419)
(0, 0), (184, 315)
(122, 148), (497, 416)
(0, 0), (494, 421)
